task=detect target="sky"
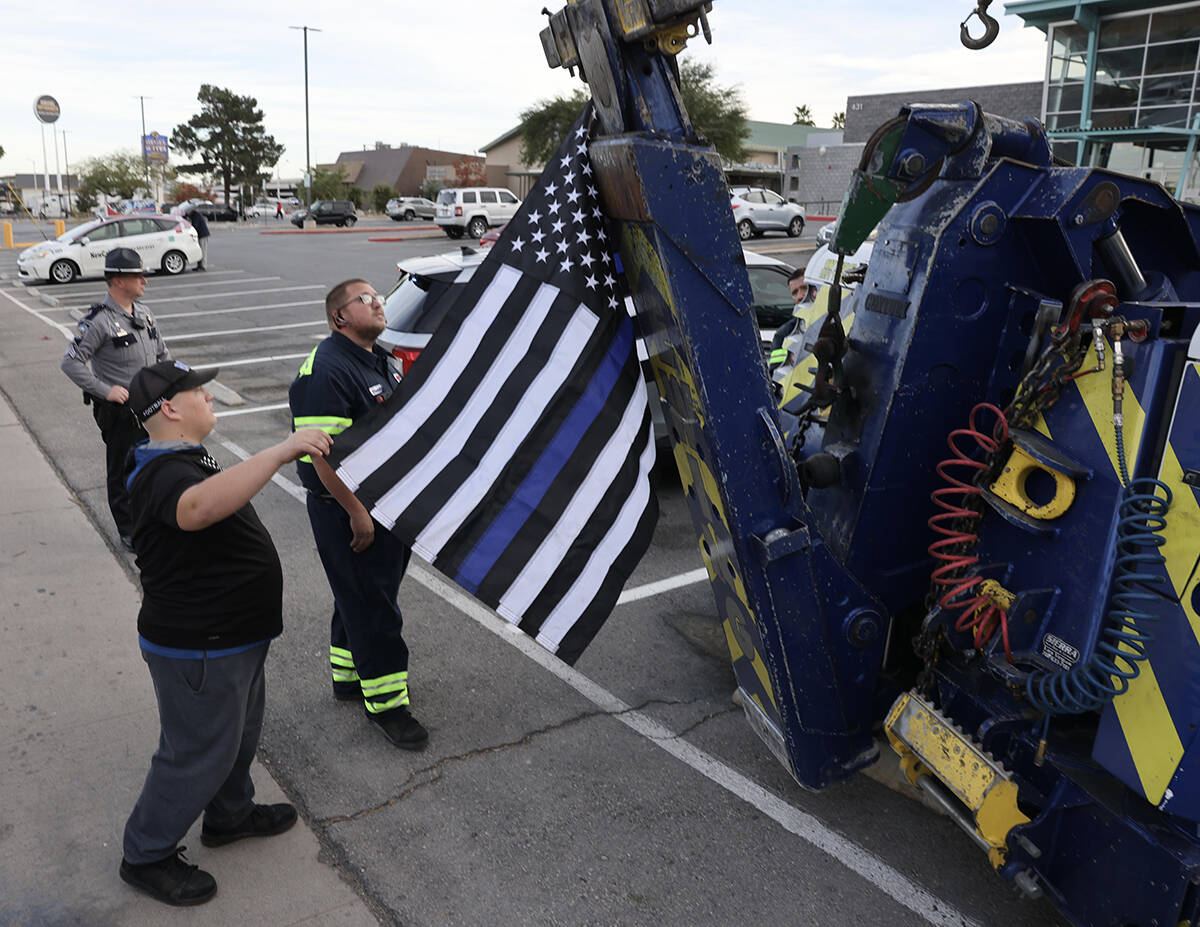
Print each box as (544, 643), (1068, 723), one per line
(1, 0), (1050, 185)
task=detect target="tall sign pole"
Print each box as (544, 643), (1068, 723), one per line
(289, 25), (321, 206)
(62, 130), (72, 214)
(136, 95), (151, 194)
(33, 95), (60, 216)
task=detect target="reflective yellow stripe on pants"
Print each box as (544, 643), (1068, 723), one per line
(360, 670), (410, 714)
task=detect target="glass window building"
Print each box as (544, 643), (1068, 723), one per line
(1007, 0), (1200, 198)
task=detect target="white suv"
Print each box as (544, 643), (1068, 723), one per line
(434, 187), (521, 240)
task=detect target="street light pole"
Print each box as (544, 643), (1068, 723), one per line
(61, 129), (72, 215)
(289, 25), (321, 206)
(135, 95), (151, 195)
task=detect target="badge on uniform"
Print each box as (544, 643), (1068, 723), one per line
(369, 384), (384, 397)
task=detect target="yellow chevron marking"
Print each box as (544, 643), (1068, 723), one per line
(1073, 342), (1145, 477)
(1068, 342), (1182, 802)
(1158, 364), (1200, 646)
(1110, 659), (1184, 802)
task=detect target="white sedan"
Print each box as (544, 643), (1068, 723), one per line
(17, 215), (202, 284)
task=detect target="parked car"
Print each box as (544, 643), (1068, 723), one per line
(743, 249), (801, 342)
(188, 201), (239, 222)
(817, 219), (877, 249)
(290, 200), (357, 227)
(16, 215), (202, 284)
(386, 196), (436, 221)
(377, 245), (795, 373)
(245, 200), (288, 218)
(729, 187), (806, 240)
(434, 187), (521, 240)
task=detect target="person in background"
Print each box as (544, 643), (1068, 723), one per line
(186, 204), (210, 270)
(768, 268), (817, 369)
(60, 247), (170, 551)
(118, 359), (332, 907)
(288, 278), (428, 751)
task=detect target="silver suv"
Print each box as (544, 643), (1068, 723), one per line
(729, 187), (806, 240)
(434, 187), (521, 240)
(386, 196), (436, 221)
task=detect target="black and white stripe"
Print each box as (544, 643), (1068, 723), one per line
(329, 103), (658, 664)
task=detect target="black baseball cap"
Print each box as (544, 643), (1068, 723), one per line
(128, 360), (219, 422)
(104, 247), (146, 274)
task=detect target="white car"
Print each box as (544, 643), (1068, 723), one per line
(16, 215), (202, 284)
(729, 187), (806, 240)
(246, 200), (289, 218)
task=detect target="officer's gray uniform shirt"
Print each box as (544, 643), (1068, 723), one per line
(60, 294), (170, 398)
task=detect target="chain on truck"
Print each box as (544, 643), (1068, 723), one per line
(537, 2), (1200, 925)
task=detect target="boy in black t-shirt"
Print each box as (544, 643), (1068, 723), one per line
(118, 360), (331, 907)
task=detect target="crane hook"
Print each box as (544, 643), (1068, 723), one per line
(960, 0), (999, 50)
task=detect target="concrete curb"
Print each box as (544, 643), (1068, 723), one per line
(207, 378), (245, 407)
(0, 391), (380, 926)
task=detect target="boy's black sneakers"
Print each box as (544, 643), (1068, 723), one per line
(200, 802), (298, 847)
(119, 846), (216, 906)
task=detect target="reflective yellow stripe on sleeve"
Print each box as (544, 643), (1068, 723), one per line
(297, 346), (318, 377)
(294, 416), (353, 462)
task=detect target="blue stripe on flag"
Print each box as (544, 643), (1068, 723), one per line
(455, 315), (636, 593)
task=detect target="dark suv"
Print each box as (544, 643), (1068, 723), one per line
(290, 200), (357, 227)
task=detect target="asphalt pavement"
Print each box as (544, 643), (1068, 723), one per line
(0, 226), (1068, 927)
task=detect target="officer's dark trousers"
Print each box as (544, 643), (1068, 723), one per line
(306, 493), (411, 701)
(92, 398), (146, 536)
(123, 643), (268, 865)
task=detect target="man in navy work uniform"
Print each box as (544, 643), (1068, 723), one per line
(288, 278), (428, 750)
(119, 359), (332, 906)
(60, 247), (170, 550)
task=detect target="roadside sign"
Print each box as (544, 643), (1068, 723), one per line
(34, 95), (60, 124)
(143, 132), (169, 163)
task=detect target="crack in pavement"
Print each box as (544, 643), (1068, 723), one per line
(318, 697), (704, 826)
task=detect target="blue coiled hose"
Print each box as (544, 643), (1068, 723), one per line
(1025, 418), (1173, 715)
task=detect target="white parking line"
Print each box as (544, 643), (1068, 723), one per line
(153, 300), (322, 320)
(133, 275), (282, 293)
(67, 284), (323, 308)
(25, 269), (248, 294)
(38, 276), (284, 305)
(0, 287), (74, 337)
(207, 435), (979, 927)
(192, 352), (311, 370)
(167, 319), (326, 341)
(214, 402), (290, 418)
(616, 567), (709, 604)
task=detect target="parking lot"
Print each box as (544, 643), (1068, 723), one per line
(0, 221), (1067, 926)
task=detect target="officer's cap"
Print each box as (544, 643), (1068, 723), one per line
(104, 247), (145, 275)
(129, 360), (219, 422)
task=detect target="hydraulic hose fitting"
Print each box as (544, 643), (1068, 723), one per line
(1110, 323), (1126, 415)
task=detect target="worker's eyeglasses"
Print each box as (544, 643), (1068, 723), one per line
(340, 292), (383, 310)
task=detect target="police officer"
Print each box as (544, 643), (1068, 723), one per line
(60, 247), (170, 550)
(288, 278), (428, 750)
